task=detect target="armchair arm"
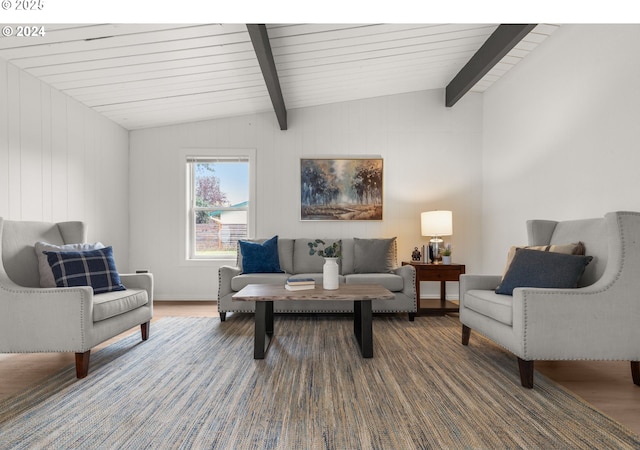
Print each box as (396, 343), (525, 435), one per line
(393, 265), (416, 300)
(512, 283), (640, 360)
(218, 265), (241, 300)
(0, 281), (94, 352)
(120, 273), (154, 300)
(460, 274), (502, 293)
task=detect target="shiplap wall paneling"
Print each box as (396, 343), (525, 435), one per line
(7, 64), (21, 219)
(50, 88), (69, 223)
(0, 59), (8, 216)
(19, 72), (43, 221)
(40, 80), (53, 221)
(66, 94), (86, 221)
(0, 59), (131, 269)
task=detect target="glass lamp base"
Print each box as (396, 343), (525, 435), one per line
(429, 238), (444, 264)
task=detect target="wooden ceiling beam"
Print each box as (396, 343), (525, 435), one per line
(445, 24), (537, 107)
(246, 24), (287, 130)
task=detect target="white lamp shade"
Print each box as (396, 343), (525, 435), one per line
(421, 210), (453, 237)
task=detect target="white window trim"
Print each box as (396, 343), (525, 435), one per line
(178, 148), (256, 266)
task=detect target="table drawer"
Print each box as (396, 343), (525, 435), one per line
(418, 268), (462, 280)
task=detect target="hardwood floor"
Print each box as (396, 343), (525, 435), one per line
(1, 302), (639, 436)
(0, 301), (217, 401)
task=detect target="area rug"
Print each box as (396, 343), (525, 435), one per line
(1, 315), (638, 449)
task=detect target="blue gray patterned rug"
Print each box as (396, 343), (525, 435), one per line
(1, 315), (638, 449)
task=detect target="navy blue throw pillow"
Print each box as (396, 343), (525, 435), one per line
(45, 246), (126, 294)
(239, 236), (284, 274)
(495, 248), (593, 296)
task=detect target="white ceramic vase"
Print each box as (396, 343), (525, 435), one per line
(323, 257), (339, 290)
(442, 256), (452, 265)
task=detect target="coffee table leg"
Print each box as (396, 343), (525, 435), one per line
(354, 300), (373, 358)
(254, 301), (273, 359)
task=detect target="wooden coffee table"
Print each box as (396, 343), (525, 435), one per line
(232, 284), (394, 359)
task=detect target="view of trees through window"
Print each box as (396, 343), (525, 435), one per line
(191, 160), (249, 258)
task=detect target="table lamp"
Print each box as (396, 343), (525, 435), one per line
(421, 210), (453, 263)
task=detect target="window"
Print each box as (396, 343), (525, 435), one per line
(184, 150), (255, 261)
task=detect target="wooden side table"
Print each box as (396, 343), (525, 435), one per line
(401, 261), (465, 316)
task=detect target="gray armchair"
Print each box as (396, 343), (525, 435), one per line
(0, 218), (153, 378)
(460, 211), (640, 388)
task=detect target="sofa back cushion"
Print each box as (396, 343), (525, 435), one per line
(340, 239), (355, 274)
(292, 238), (342, 274)
(277, 239), (295, 274)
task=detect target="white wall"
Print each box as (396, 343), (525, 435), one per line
(0, 59), (131, 270)
(482, 24), (640, 273)
(130, 89), (484, 300)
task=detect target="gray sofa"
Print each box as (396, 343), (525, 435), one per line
(218, 237), (417, 321)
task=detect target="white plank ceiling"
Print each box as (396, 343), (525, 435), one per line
(0, 23), (558, 130)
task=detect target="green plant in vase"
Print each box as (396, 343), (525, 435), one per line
(440, 244), (452, 264)
(308, 239), (342, 258)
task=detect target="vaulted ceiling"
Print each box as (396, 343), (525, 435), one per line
(0, 23), (558, 130)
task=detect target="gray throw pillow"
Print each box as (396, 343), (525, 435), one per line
(353, 237), (396, 273)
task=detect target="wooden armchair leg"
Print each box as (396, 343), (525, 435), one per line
(632, 361), (640, 386)
(75, 351), (91, 379)
(518, 358), (534, 388)
(141, 321), (150, 341)
(461, 325), (471, 345)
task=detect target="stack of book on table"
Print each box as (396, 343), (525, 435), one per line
(285, 277), (316, 291)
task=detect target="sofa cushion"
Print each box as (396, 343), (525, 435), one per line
(277, 238), (295, 274)
(340, 238), (355, 274)
(293, 239), (341, 274)
(464, 289), (514, 326)
(93, 289), (148, 322)
(45, 247), (126, 294)
(35, 241), (105, 288)
(353, 237), (396, 273)
(238, 236), (284, 274)
(501, 242), (585, 278)
(496, 249), (593, 295)
(345, 273), (404, 292)
(231, 273), (292, 291)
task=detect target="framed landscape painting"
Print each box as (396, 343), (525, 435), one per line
(300, 157), (383, 221)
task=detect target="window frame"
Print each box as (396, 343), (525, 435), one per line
(179, 148), (256, 265)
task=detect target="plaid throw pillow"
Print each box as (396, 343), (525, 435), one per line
(45, 247), (126, 294)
